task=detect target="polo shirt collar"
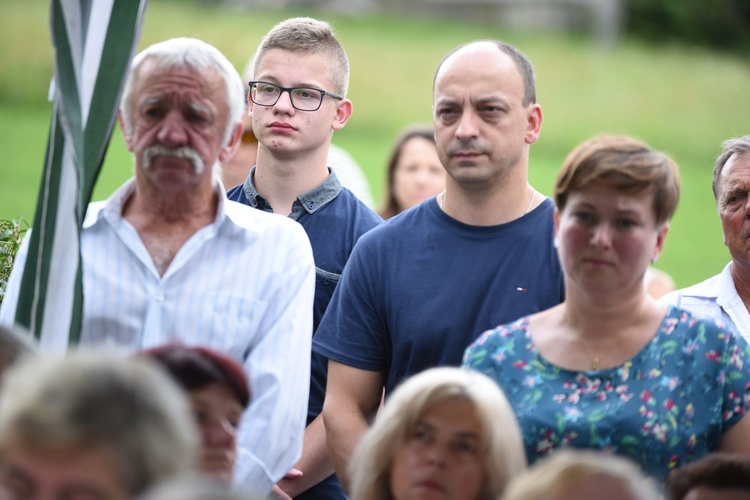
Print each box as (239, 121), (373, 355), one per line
(241, 166), (342, 220)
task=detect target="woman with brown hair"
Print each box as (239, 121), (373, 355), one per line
(378, 125), (445, 219)
(464, 134), (750, 484)
(141, 344), (250, 485)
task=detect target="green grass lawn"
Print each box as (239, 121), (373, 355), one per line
(1, 0), (748, 288)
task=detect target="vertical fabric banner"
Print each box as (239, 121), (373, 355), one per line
(14, 0), (147, 345)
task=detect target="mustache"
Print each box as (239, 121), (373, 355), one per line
(445, 139), (490, 156)
(141, 145), (205, 174)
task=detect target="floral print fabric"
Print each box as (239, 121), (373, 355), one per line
(462, 306), (750, 483)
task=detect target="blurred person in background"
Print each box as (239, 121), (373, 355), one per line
(502, 449), (659, 500)
(220, 54), (375, 209)
(661, 135), (750, 341)
(141, 475), (267, 500)
(314, 39), (564, 489)
(464, 134), (750, 484)
(227, 18), (382, 499)
(219, 109), (258, 190)
(0, 350), (198, 499)
(0, 37), (316, 497)
(326, 145), (375, 209)
(350, 367), (525, 500)
(141, 344), (251, 485)
(645, 266), (675, 299)
(0, 325), (35, 380)
(378, 125), (445, 219)
(667, 452), (750, 500)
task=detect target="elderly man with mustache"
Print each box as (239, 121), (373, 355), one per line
(0, 38), (315, 497)
(661, 135), (750, 342)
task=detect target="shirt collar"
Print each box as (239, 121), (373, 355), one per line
(241, 166), (342, 220)
(718, 261), (743, 306)
(88, 176), (231, 230)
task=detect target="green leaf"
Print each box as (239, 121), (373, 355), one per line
(0, 217), (28, 308)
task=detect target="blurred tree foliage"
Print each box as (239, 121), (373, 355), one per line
(626, 0), (750, 53)
(0, 218), (27, 307)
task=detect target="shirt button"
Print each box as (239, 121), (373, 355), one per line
(308, 203), (315, 210)
(155, 293), (165, 302)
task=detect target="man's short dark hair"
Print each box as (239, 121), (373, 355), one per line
(434, 40), (537, 106)
(667, 453), (750, 500)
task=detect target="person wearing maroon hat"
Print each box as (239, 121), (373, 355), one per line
(141, 344), (251, 485)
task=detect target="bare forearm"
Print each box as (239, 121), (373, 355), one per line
(720, 413), (750, 454)
(322, 362), (384, 492)
(323, 408), (370, 491)
(277, 415), (334, 497)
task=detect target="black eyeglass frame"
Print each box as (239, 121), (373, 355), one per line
(248, 81), (344, 112)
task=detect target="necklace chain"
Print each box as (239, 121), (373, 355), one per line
(575, 335), (621, 371)
(524, 188), (535, 215)
(564, 302), (648, 371)
(438, 186), (536, 215)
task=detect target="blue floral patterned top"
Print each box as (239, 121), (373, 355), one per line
(462, 306), (750, 483)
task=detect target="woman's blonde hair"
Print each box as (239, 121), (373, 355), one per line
(503, 449), (659, 500)
(350, 367), (526, 500)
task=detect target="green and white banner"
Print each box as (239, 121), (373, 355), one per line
(15, 0), (147, 344)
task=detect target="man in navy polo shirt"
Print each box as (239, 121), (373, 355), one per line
(313, 40), (566, 490)
(227, 17), (381, 499)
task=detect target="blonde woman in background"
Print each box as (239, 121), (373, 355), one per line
(350, 367), (525, 500)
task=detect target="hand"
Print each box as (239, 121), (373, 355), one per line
(274, 468), (303, 499)
(284, 468), (303, 480)
(270, 484), (293, 500)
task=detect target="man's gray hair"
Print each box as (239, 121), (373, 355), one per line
(0, 350), (199, 497)
(713, 135), (750, 201)
(120, 37), (244, 147)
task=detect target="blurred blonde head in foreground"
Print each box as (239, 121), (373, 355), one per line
(350, 367), (526, 500)
(502, 449), (659, 500)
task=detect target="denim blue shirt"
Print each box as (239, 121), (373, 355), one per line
(237, 166), (343, 222)
(227, 167), (381, 499)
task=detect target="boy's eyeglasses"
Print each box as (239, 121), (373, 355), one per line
(248, 81), (343, 112)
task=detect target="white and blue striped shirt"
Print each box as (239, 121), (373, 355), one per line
(1, 179), (315, 493)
